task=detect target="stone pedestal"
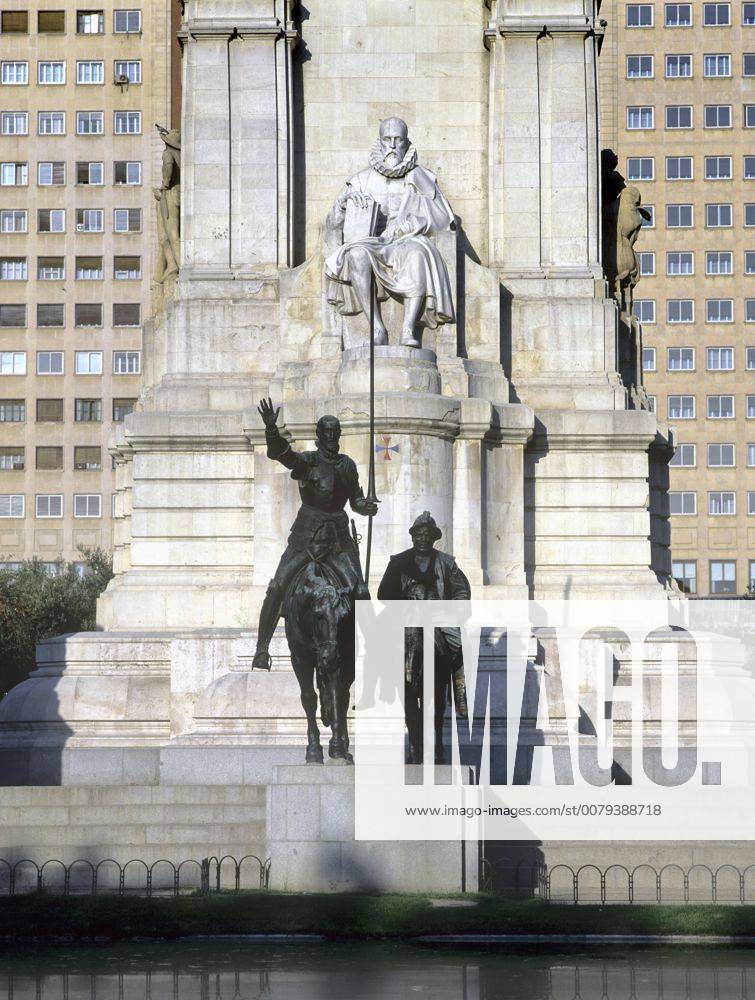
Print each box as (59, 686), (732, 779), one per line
(267, 764), (478, 893)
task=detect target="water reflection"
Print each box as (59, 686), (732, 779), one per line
(0, 942), (751, 999)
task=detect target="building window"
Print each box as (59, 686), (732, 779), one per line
(627, 106), (654, 129)
(670, 443), (696, 466)
(708, 443), (736, 466)
(744, 157), (755, 179)
(113, 350), (141, 374)
(705, 156), (732, 179)
(749, 395), (755, 418)
(114, 256), (141, 279)
(0, 400), (25, 423)
(665, 3), (693, 25)
(38, 61), (65, 85)
(747, 300), (755, 322)
(666, 105), (693, 128)
(0, 258), (26, 281)
(38, 8), (65, 30)
(77, 10), (103, 33)
(74, 303), (103, 327)
(669, 491), (697, 514)
(642, 205), (655, 227)
(112, 398), (136, 422)
(746, 204), (755, 226)
(74, 350), (103, 375)
(114, 60), (141, 84)
(36, 447), (63, 471)
(643, 347), (656, 371)
(747, 348), (755, 369)
(1, 112), (28, 135)
(74, 494), (101, 518)
(37, 161), (65, 186)
(0, 304), (26, 327)
(666, 203), (693, 227)
(627, 54), (654, 76)
(113, 303), (140, 327)
(633, 299), (656, 323)
(745, 2), (755, 23)
(704, 105), (732, 128)
(76, 111), (104, 135)
(666, 156), (693, 180)
(638, 251), (655, 275)
(709, 491), (736, 514)
(704, 2), (731, 22)
(113, 161), (141, 185)
(0, 11), (28, 32)
(672, 560), (697, 594)
(746, 105), (755, 127)
(75, 256), (103, 280)
(745, 53), (755, 75)
(706, 203), (733, 227)
(113, 208), (141, 233)
(36, 351), (64, 375)
(0, 494), (24, 518)
(0, 162), (27, 186)
(668, 394), (695, 418)
(667, 251), (694, 274)
(0, 352), (26, 375)
(76, 61), (104, 85)
(707, 346), (734, 369)
(0, 447), (24, 471)
(76, 161), (103, 185)
(75, 208), (103, 233)
(666, 54), (693, 77)
(746, 251), (755, 273)
(74, 446), (102, 471)
(74, 398), (102, 422)
(668, 346), (695, 370)
(708, 394), (735, 417)
(38, 111), (65, 135)
(113, 9), (141, 33)
(113, 111), (141, 135)
(706, 250), (733, 274)
(707, 298), (734, 322)
(1, 62), (29, 85)
(35, 494), (63, 518)
(30, 400), (57, 429)
(37, 209), (65, 234)
(37, 304), (64, 328)
(667, 299), (694, 323)
(704, 53), (731, 76)
(627, 157), (654, 180)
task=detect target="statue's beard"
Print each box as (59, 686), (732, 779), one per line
(369, 141), (417, 178)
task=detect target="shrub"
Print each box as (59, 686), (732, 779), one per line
(0, 548), (113, 699)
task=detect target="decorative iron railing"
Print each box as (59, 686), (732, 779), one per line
(479, 858), (755, 904)
(0, 854), (270, 897)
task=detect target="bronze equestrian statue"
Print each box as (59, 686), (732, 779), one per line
(252, 398), (377, 763)
(378, 511), (470, 764)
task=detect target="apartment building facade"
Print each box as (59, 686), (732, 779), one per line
(0, 1), (173, 571)
(600, 0), (755, 594)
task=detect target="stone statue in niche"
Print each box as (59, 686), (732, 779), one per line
(154, 125), (181, 284)
(600, 149), (651, 314)
(325, 117), (455, 348)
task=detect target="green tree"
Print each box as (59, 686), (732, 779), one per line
(0, 548), (113, 700)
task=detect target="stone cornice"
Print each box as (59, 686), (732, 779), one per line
(177, 18), (299, 43)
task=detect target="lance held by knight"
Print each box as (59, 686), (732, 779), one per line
(251, 399), (378, 671)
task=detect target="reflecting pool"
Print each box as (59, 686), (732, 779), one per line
(0, 941), (752, 999)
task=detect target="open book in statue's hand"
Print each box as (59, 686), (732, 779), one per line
(343, 197), (380, 244)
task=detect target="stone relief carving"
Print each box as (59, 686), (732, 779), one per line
(324, 117), (455, 348)
(154, 125), (181, 285)
(601, 149), (651, 315)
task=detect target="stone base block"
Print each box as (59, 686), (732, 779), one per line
(267, 763), (478, 893)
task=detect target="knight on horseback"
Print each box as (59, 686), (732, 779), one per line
(252, 398), (377, 674)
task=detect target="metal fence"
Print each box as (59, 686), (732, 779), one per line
(0, 854), (271, 897)
(479, 858), (755, 904)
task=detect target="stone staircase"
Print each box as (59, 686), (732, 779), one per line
(0, 784), (267, 877)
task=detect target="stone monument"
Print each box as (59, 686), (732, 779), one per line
(0, 0), (706, 892)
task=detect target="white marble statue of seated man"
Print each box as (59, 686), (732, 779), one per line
(325, 117), (456, 348)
